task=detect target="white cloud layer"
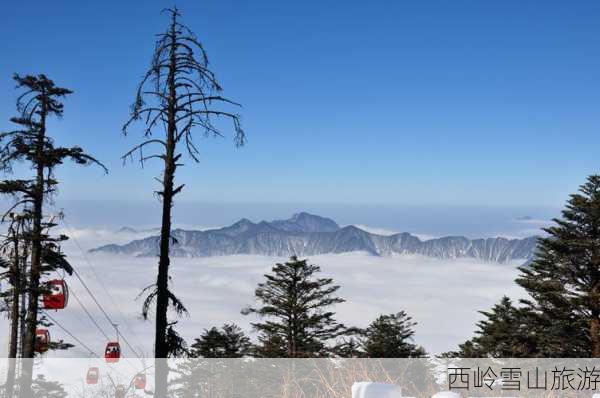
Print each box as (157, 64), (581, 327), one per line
(0, 227), (527, 357)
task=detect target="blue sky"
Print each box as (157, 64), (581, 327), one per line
(1, 1), (599, 214)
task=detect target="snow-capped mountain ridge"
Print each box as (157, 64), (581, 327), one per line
(270, 212), (340, 233)
(91, 213), (538, 263)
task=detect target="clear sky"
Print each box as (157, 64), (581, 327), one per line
(1, 1), (599, 211)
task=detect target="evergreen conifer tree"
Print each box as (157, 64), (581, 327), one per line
(243, 256), (346, 357)
(449, 297), (538, 357)
(333, 335), (364, 358)
(0, 73), (106, 395)
(253, 331), (288, 358)
(454, 176), (600, 358)
(190, 323), (250, 358)
(515, 175), (600, 357)
(361, 311), (425, 358)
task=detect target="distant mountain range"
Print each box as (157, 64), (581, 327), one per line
(90, 212), (539, 263)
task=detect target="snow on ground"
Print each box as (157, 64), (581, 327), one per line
(0, 229), (527, 358)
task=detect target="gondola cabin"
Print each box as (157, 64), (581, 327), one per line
(42, 279), (68, 310)
(35, 329), (50, 353)
(115, 385), (126, 398)
(86, 367), (99, 385)
(104, 342), (121, 363)
(134, 373), (146, 390)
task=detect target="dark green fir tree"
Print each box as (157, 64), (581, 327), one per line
(253, 331), (288, 358)
(243, 256), (346, 357)
(361, 311), (426, 358)
(454, 176), (600, 358)
(449, 296), (538, 357)
(516, 175), (600, 357)
(190, 323), (251, 358)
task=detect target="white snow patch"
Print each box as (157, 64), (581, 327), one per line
(352, 382), (402, 398)
(350, 224), (436, 240)
(350, 224), (399, 236)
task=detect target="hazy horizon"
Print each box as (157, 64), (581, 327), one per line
(34, 199), (555, 239)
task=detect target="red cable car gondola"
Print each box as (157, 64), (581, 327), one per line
(86, 367), (99, 385)
(115, 385), (126, 398)
(134, 373), (146, 390)
(35, 329), (50, 353)
(42, 279), (69, 310)
(104, 341), (121, 363)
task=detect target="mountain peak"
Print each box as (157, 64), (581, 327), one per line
(215, 218), (256, 237)
(117, 226), (138, 234)
(290, 211), (314, 220)
(271, 212), (340, 233)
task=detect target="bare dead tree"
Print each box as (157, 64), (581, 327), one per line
(122, 7), (245, 396)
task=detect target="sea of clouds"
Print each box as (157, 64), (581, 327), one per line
(0, 224), (528, 358)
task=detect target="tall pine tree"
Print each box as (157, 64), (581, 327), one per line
(455, 176), (600, 358)
(516, 175), (600, 357)
(243, 256), (346, 357)
(0, 74), (106, 395)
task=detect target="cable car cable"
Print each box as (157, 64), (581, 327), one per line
(49, 267), (113, 343)
(43, 311), (132, 381)
(42, 311), (99, 358)
(60, 219), (145, 358)
(46, 273), (141, 377)
(40, 313), (140, 388)
(69, 266), (143, 359)
(50, 266), (112, 343)
(47, 216), (147, 370)
(61, 218), (144, 341)
(67, 283), (111, 341)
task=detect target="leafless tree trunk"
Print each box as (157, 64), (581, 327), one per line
(154, 25), (178, 392)
(122, 8), (245, 397)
